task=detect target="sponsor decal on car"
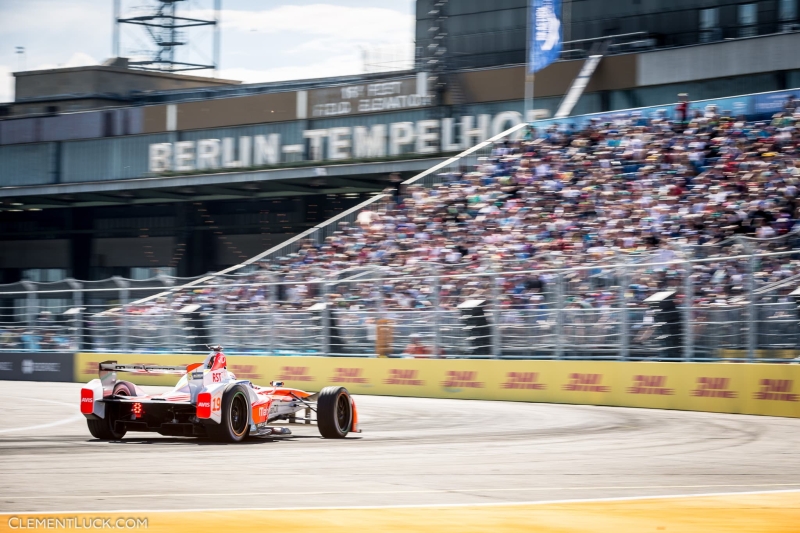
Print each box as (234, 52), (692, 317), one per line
(690, 377), (737, 398)
(80, 389), (94, 414)
(384, 369), (425, 386)
(501, 372), (547, 390)
(562, 373), (610, 393)
(441, 370), (484, 389)
(331, 367), (369, 384)
(196, 392), (212, 418)
(753, 379), (799, 402)
(277, 366), (314, 382)
(627, 375), (674, 396)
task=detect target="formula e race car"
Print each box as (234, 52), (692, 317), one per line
(80, 347), (359, 442)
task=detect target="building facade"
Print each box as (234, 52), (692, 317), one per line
(2, 2), (800, 283)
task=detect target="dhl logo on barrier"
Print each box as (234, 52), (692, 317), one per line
(627, 375), (674, 396)
(754, 379), (799, 402)
(331, 367), (369, 384)
(441, 371), (484, 389)
(691, 377), (737, 399)
(502, 372), (546, 390)
(229, 364), (262, 380)
(277, 366), (314, 382)
(563, 373), (609, 393)
(384, 369), (425, 386)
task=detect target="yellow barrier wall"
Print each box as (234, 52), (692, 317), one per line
(75, 354), (800, 418)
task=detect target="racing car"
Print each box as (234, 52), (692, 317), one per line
(80, 346), (359, 442)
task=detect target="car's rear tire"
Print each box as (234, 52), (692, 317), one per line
(317, 386), (352, 439)
(113, 381), (138, 397)
(206, 384), (251, 443)
(87, 382), (133, 440)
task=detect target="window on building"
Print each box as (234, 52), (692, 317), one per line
(130, 267), (175, 280)
(699, 8), (720, 42)
(738, 3), (758, 37)
(22, 269), (67, 283)
(780, 0), (797, 22)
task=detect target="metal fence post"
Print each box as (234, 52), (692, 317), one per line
(26, 284), (36, 330)
(167, 292), (175, 352)
(120, 286), (130, 352)
(320, 277), (331, 356)
(747, 251), (757, 362)
(683, 254), (694, 362)
(555, 272), (564, 359)
(268, 277), (276, 356)
(431, 264), (441, 358)
(73, 288), (84, 352)
(618, 263), (629, 361)
(491, 267), (502, 359)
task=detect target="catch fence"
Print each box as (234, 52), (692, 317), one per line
(2, 247), (800, 362)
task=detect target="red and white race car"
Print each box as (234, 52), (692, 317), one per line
(80, 347), (359, 442)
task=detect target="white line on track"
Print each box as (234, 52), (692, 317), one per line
(0, 396), (82, 434)
(6, 482), (800, 500)
(2, 488), (798, 515)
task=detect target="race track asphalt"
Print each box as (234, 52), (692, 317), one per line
(1, 380), (799, 514)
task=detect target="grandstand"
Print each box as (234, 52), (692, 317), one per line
(2, 92), (800, 361)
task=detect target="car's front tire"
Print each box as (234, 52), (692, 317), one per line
(317, 386), (352, 439)
(206, 384), (251, 443)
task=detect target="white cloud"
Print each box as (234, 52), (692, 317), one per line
(219, 53), (363, 84)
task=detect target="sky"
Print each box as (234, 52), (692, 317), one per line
(0, 0), (416, 103)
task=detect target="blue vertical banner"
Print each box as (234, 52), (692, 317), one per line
(529, 0), (562, 73)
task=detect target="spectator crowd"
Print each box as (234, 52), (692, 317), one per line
(4, 101), (800, 355)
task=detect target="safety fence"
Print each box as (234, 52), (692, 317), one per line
(2, 245), (800, 362)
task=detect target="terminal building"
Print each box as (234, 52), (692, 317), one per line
(2, 0), (800, 283)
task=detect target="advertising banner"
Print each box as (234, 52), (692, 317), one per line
(671, 363), (745, 415)
(741, 365), (800, 418)
(752, 90), (798, 115)
(529, 0), (562, 73)
(73, 354), (800, 418)
(0, 352), (74, 382)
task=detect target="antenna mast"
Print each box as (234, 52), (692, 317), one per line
(114, 0), (221, 74)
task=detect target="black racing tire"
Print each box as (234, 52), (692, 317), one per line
(206, 384), (251, 443)
(113, 381), (138, 397)
(317, 386), (352, 439)
(87, 382), (133, 440)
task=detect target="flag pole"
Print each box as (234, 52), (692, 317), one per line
(525, 0), (534, 125)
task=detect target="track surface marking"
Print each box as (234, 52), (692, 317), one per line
(1, 381), (799, 515)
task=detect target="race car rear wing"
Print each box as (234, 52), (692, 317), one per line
(99, 361), (189, 375)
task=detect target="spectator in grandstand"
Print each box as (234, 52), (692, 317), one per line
(125, 110), (800, 333)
